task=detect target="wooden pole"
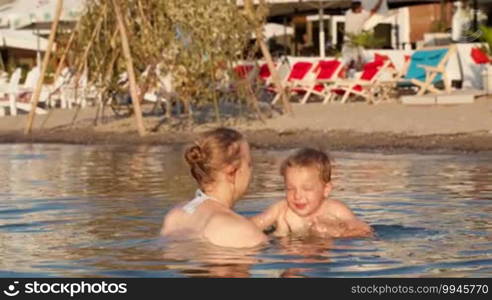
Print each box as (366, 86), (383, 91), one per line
(53, 17), (82, 83)
(70, 9), (105, 106)
(62, 8), (105, 121)
(24, 0), (64, 135)
(112, 0), (146, 137)
(244, 0), (292, 115)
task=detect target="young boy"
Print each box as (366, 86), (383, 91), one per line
(251, 148), (373, 238)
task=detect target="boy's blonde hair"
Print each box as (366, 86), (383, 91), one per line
(280, 148), (331, 183)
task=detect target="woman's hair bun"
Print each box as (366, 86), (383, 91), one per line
(185, 145), (204, 165)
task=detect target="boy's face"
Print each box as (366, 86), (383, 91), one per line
(284, 166), (332, 217)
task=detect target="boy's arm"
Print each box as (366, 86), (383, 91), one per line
(317, 200), (373, 238)
(250, 201), (284, 231)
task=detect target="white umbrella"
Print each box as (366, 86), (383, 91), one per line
(236, 0), (350, 17)
(0, 0), (85, 29)
(264, 23), (294, 38)
(0, 0), (83, 65)
(252, 23), (294, 39)
(237, 0), (351, 57)
(0, 29), (48, 51)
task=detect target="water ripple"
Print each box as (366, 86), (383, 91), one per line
(0, 144), (491, 277)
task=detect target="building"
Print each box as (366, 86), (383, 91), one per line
(262, 0), (490, 56)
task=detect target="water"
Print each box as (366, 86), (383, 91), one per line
(0, 144), (491, 277)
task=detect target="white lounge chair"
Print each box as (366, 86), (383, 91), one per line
(61, 70), (99, 108)
(0, 68), (47, 116)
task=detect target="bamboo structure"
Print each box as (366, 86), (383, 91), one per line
(244, 0), (292, 115)
(112, 0), (146, 137)
(53, 17), (82, 82)
(70, 6), (106, 106)
(27, 0), (266, 136)
(24, 0), (64, 135)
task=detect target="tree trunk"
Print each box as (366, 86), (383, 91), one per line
(112, 0), (146, 137)
(24, 0), (64, 135)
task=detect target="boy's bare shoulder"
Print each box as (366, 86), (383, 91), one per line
(324, 199), (357, 219)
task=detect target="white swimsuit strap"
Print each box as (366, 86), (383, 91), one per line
(182, 189), (217, 214)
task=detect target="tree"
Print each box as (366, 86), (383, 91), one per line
(70, 0), (258, 131)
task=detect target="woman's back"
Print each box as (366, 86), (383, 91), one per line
(162, 198), (266, 248)
(161, 192), (225, 238)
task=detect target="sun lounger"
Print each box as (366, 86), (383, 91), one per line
(233, 64), (256, 80)
(0, 68), (21, 116)
(270, 61), (315, 104)
(289, 59), (343, 104)
(141, 66), (176, 111)
(259, 59), (290, 87)
(0, 68), (47, 116)
(325, 59), (392, 104)
(40, 68), (74, 109)
(61, 70), (100, 109)
(397, 45), (456, 96)
(19, 66), (40, 94)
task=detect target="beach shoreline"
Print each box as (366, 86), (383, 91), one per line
(1, 128), (492, 153)
(1, 97), (491, 153)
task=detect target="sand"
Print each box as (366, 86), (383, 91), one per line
(0, 96), (491, 152)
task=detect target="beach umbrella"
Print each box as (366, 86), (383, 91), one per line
(252, 22), (294, 39)
(0, 0), (84, 65)
(264, 22), (294, 38)
(0, 29), (48, 51)
(0, 0), (84, 29)
(237, 0), (350, 17)
(239, 1), (458, 56)
(237, 0), (351, 57)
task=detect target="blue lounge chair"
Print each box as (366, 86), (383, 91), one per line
(398, 45), (456, 96)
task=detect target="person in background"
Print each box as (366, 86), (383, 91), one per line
(342, 0), (384, 72)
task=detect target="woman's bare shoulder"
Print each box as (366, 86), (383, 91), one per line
(160, 204), (189, 236)
(203, 211), (267, 248)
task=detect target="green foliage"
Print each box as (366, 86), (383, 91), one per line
(71, 0), (256, 107)
(345, 31), (385, 49)
(479, 25), (492, 57)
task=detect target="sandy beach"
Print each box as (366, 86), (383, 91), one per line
(1, 96), (491, 152)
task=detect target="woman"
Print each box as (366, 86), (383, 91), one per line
(161, 127), (266, 248)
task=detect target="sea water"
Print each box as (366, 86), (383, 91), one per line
(0, 144), (490, 277)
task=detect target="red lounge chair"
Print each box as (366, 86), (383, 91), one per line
(271, 61), (314, 104)
(326, 58), (392, 104)
(289, 59), (343, 104)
